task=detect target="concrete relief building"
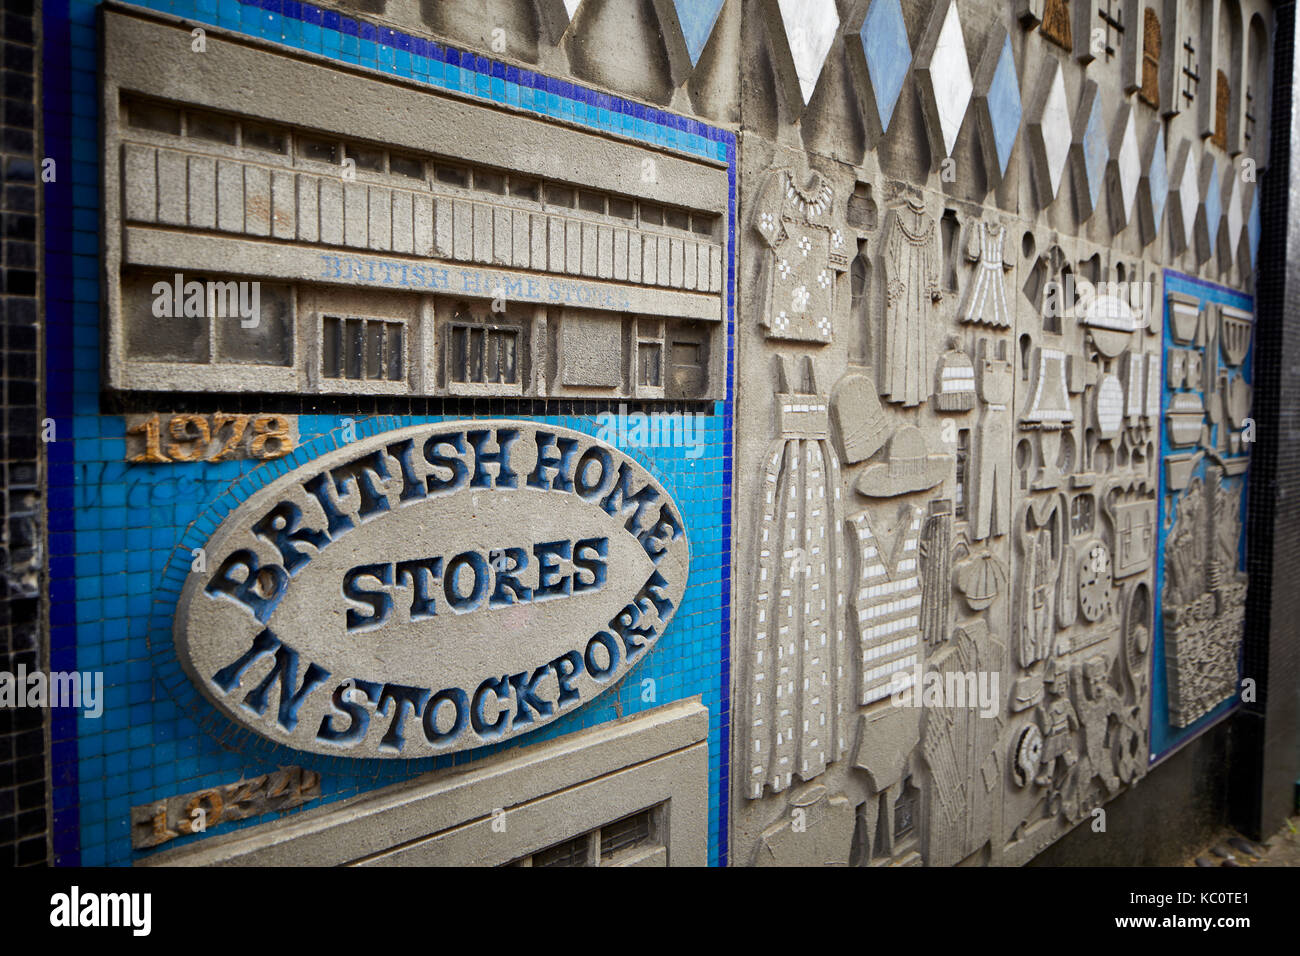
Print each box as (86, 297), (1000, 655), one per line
(3, 0), (1296, 868)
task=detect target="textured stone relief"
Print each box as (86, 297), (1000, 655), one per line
(879, 197), (943, 406)
(732, 0), (1266, 867)
(1157, 281), (1253, 735)
(958, 222), (1015, 328)
(747, 357), (849, 797)
(754, 167), (849, 344)
(102, 11), (729, 398)
(173, 421), (691, 759)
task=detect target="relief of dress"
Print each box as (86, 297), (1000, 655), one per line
(746, 359), (850, 798)
(958, 220), (1013, 328)
(880, 197), (943, 407)
(753, 167), (849, 344)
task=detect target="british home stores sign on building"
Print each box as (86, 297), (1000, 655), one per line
(174, 422), (690, 759)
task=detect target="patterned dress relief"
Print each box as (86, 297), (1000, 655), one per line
(747, 362), (849, 798)
(754, 168), (849, 344)
(880, 198), (943, 406)
(958, 221), (1013, 328)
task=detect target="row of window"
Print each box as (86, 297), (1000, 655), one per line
(120, 273), (713, 397)
(123, 97), (718, 238)
(504, 805), (662, 867)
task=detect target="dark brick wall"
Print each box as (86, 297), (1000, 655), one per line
(0, 0), (47, 867)
(1235, 0), (1300, 838)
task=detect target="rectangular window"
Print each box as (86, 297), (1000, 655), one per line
(474, 170), (507, 195)
(187, 110), (237, 145)
(599, 808), (655, 861)
(348, 144), (385, 173)
(127, 99), (181, 134)
(434, 163), (469, 187)
(389, 153), (425, 179)
(638, 341), (662, 387)
(608, 197), (636, 220)
(450, 323), (519, 385)
(664, 206), (690, 231)
(503, 806), (661, 867)
(121, 273), (293, 368)
(546, 184), (575, 208)
(242, 122), (287, 154)
(298, 137), (338, 164)
(578, 190), (605, 214)
(690, 213), (715, 237)
(321, 315), (405, 381)
(510, 178), (540, 201)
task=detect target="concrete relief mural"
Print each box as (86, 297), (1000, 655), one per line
(33, 0), (1272, 868)
(731, 0), (1264, 869)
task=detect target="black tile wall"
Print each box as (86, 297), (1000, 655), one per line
(1235, 0), (1300, 839)
(0, 0), (47, 867)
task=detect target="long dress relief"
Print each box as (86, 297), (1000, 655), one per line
(880, 197), (943, 407)
(747, 360), (850, 798)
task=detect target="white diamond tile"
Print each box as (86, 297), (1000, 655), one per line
(930, 2), (972, 156)
(1039, 64), (1070, 198)
(1116, 108), (1140, 221)
(1226, 169), (1244, 250)
(777, 0), (840, 104)
(1178, 147), (1198, 250)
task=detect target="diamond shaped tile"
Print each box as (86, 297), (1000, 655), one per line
(1111, 105), (1140, 228)
(856, 0), (911, 133)
(654, 0), (727, 81)
(1172, 141), (1199, 253)
(775, 0), (840, 104)
(673, 0), (725, 66)
(1247, 186), (1261, 267)
(1071, 80), (1108, 221)
(1027, 58), (1070, 206)
(1226, 169), (1245, 253)
(915, 0), (972, 159)
(1147, 124), (1168, 233)
(1202, 157), (1222, 256)
(974, 30), (1021, 181)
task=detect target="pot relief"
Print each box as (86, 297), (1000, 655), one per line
(174, 422), (690, 759)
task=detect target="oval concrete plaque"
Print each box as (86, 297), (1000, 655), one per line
(174, 421), (690, 758)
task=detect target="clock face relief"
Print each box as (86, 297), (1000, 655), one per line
(1078, 542), (1113, 623)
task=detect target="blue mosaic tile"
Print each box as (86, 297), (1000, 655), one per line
(1079, 86), (1108, 213)
(46, 0), (736, 867)
(1205, 162), (1222, 249)
(859, 0), (910, 132)
(986, 34), (1020, 176)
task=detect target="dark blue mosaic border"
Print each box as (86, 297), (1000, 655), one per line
(43, 0), (737, 866)
(1149, 269), (1254, 764)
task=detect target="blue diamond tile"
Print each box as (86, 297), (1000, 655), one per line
(674, 0), (725, 67)
(1149, 124), (1168, 231)
(1205, 162), (1221, 249)
(860, 0), (911, 132)
(986, 34), (1020, 176)
(1076, 85), (1108, 216)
